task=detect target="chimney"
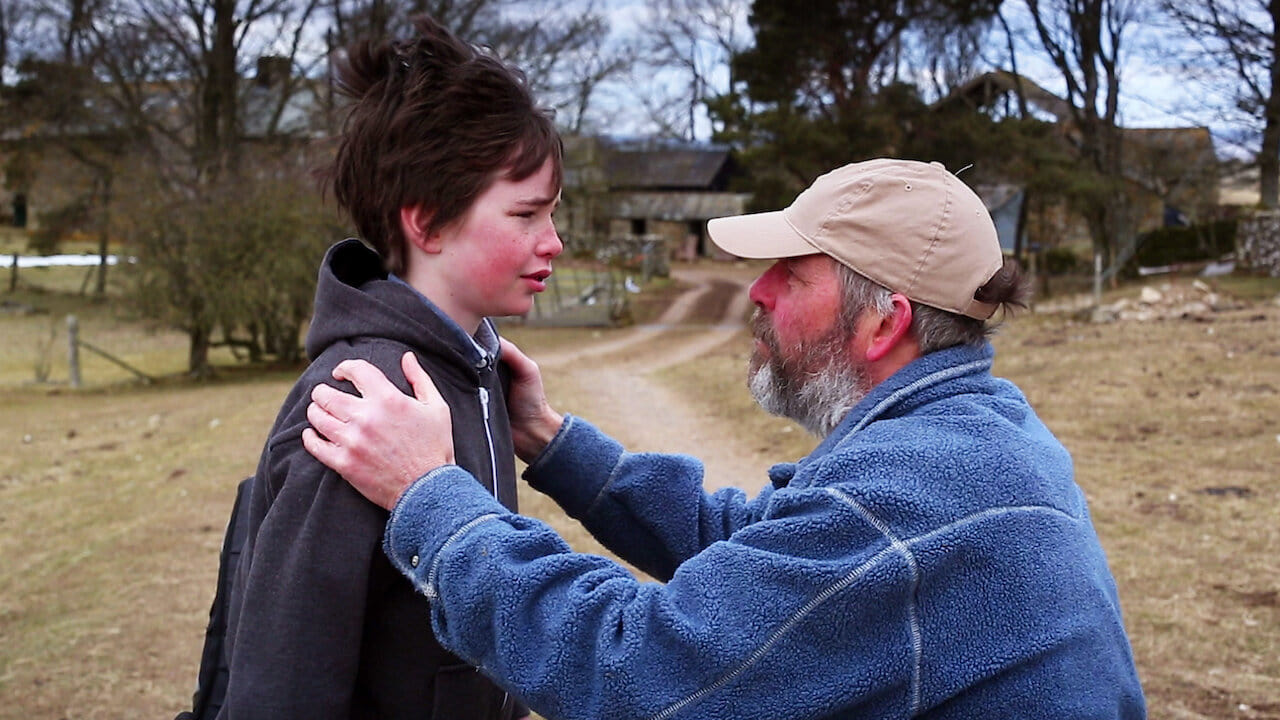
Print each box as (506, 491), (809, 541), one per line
(256, 56), (291, 87)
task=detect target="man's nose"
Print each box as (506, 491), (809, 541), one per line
(749, 263), (782, 310)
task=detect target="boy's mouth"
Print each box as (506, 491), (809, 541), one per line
(522, 269), (552, 291)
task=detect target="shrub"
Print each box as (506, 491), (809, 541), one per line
(30, 200), (91, 254)
(118, 167), (342, 375)
(1042, 246), (1085, 276)
(1124, 220), (1238, 274)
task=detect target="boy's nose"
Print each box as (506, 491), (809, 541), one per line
(540, 226), (563, 259)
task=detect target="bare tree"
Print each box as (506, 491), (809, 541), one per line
(323, 0), (625, 134)
(1023, 0), (1145, 276)
(559, 28), (635, 134)
(1163, 0), (1279, 207)
(0, 0), (41, 75)
(638, 0), (751, 140)
(917, 18), (996, 101)
(82, 0), (325, 179)
(75, 0), (330, 373)
(487, 3), (626, 118)
(326, 0), (502, 51)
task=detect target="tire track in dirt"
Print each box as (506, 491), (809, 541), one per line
(537, 267), (774, 492)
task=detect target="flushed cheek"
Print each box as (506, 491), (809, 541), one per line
(475, 261), (525, 295)
(774, 292), (841, 341)
(765, 312), (813, 349)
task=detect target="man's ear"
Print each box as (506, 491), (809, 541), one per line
(400, 205), (443, 254)
(864, 293), (914, 362)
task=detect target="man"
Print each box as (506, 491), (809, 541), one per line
(303, 158), (1147, 719)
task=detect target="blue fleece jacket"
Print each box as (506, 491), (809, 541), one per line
(382, 342), (1146, 719)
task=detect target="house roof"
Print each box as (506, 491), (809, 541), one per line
(602, 141), (734, 191)
(936, 70), (1074, 122)
(241, 77), (326, 139)
(1122, 127), (1215, 166)
(606, 191), (749, 220)
(937, 71), (1219, 207)
(972, 183), (1023, 213)
(1, 58), (326, 145)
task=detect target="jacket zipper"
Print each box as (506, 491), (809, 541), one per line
(478, 386), (499, 497)
(478, 383), (511, 717)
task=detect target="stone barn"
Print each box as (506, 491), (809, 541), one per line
(558, 137), (750, 263)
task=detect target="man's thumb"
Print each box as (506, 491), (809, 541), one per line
(401, 351), (441, 404)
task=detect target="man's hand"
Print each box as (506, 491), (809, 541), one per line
(499, 338), (564, 463)
(302, 352), (455, 510)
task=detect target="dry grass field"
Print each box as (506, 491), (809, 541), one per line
(0, 261), (1277, 719)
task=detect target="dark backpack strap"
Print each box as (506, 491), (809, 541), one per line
(177, 477), (254, 720)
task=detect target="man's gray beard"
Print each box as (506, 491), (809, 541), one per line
(747, 316), (870, 438)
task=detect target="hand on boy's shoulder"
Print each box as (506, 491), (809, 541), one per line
(303, 352), (457, 511)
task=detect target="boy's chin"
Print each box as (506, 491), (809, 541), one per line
(494, 299), (535, 318)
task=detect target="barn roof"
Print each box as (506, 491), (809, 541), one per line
(602, 141), (735, 191)
(936, 70), (1074, 122)
(606, 191), (749, 220)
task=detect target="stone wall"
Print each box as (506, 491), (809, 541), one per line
(1238, 210), (1280, 276)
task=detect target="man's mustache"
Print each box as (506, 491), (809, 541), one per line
(749, 309), (772, 343)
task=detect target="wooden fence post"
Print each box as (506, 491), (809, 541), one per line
(1093, 251), (1103, 306)
(67, 315), (82, 388)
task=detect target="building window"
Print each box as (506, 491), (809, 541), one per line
(630, 218), (647, 236)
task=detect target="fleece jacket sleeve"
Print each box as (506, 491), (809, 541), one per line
(221, 445), (387, 719)
(382, 436), (919, 720)
(520, 415), (771, 580)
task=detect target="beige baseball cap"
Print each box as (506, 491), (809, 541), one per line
(707, 158), (1003, 320)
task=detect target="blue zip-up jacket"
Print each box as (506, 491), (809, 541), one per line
(382, 342), (1147, 719)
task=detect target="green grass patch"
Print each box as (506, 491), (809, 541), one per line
(1211, 273), (1280, 301)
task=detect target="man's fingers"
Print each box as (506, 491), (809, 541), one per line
(499, 337), (537, 376)
(301, 427), (342, 473)
(306, 397), (347, 446)
(332, 358), (397, 398)
(311, 382), (358, 423)
(401, 352), (444, 405)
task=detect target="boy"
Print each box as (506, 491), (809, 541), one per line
(216, 15), (560, 720)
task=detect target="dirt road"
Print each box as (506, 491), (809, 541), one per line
(534, 265), (776, 492)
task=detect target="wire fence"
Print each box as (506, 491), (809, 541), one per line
(523, 236), (664, 327)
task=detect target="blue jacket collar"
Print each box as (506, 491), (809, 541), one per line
(814, 342), (994, 458)
(768, 343), (995, 485)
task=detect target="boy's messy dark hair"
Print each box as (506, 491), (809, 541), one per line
(327, 15), (562, 274)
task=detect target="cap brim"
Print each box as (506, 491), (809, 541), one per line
(707, 210), (818, 259)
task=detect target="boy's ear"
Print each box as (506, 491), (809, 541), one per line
(400, 205), (443, 254)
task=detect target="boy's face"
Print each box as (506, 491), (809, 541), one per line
(429, 158), (562, 332)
